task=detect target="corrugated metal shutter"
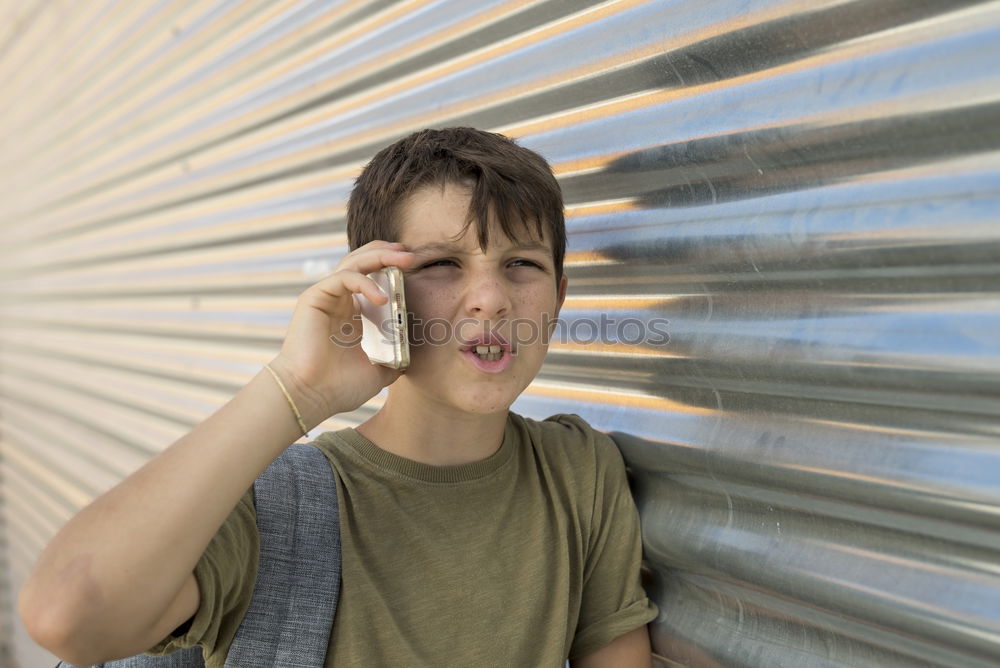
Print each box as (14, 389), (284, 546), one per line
(2, 1), (999, 666)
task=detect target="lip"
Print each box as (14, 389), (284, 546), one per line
(459, 332), (513, 374)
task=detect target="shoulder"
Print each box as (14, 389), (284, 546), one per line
(513, 412), (621, 454)
(308, 429), (352, 455)
(509, 412), (626, 479)
(305, 429), (356, 471)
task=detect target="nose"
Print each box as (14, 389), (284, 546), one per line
(462, 269), (511, 319)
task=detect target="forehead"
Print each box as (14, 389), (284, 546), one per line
(395, 181), (553, 253)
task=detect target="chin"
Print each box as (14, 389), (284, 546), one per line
(440, 383), (517, 415)
(394, 371), (512, 415)
(455, 397), (512, 415)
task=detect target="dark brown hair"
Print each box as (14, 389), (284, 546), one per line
(347, 127), (566, 278)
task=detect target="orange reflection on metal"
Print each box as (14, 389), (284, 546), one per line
(560, 294), (680, 309)
(564, 197), (641, 220)
(547, 339), (678, 358)
(524, 380), (711, 415)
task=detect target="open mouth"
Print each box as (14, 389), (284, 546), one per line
(460, 334), (513, 372)
(471, 344), (504, 362)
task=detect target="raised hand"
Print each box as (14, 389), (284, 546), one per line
(267, 241), (415, 427)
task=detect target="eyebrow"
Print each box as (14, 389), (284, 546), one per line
(408, 240), (551, 255)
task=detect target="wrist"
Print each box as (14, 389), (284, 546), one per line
(264, 359), (332, 433)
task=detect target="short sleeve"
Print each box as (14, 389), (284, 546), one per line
(146, 489), (259, 666)
(568, 424), (658, 659)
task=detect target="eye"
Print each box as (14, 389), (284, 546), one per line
(508, 258), (545, 270)
(419, 258), (458, 270)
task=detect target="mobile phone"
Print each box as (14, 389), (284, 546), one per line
(358, 266), (410, 370)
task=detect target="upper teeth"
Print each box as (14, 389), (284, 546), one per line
(475, 345), (501, 354)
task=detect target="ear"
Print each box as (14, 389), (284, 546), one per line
(552, 274), (568, 324)
(556, 274), (568, 313)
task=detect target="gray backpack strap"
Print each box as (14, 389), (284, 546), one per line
(224, 442), (342, 668)
(56, 647), (204, 668)
(57, 443), (341, 668)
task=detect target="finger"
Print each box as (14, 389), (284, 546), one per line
(351, 239), (403, 253)
(352, 239), (405, 251)
(338, 240), (405, 265)
(323, 270), (389, 305)
(337, 247), (415, 276)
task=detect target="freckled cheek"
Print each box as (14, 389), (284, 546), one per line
(513, 285), (558, 316)
(404, 284), (457, 319)
(404, 284), (465, 350)
(512, 285), (562, 351)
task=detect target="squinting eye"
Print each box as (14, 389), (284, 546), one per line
(509, 259), (544, 269)
(421, 259), (458, 269)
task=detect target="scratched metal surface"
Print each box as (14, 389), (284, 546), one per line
(1, 1), (999, 666)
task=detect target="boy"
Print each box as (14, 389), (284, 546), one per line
(20, 128), (658, 666)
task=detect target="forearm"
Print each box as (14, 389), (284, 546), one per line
(18, 364), (328, 660)
(571, 626), (652, 668)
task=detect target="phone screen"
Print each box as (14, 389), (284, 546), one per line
(358, 267), (410, 370)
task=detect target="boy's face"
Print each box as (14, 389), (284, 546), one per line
(391, 181), (567, 416)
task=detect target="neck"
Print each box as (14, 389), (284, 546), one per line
(356, 390), (508, 466)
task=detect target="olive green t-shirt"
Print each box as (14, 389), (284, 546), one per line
(152, 412), (657, 666)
